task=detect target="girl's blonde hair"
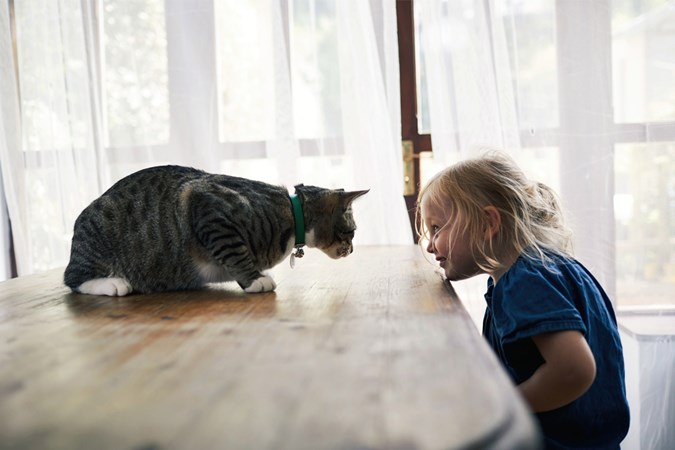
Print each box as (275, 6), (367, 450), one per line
(416, 151), (573, 273)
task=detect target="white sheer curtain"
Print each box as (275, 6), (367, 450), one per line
(415, 0), (521, 166)
(0, 0), (412, 277)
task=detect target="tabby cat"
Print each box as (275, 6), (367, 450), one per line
(64, 165), (368, 296)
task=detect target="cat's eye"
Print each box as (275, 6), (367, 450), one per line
(337, 229), (355, 240)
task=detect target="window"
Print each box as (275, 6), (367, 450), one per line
(614, 144), (674, 306)
(612, 0), (675, 123)
(401, 0), (675, 308)
(4, 0), (409, 274)
(15, 0), (91, 151)
(611, 0), (675, 308)
(102, 0), (169, 147)
(214, 0), (276, 142)
(213, 0), (342, 142)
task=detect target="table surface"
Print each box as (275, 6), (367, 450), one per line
(0, 245), (541, 450)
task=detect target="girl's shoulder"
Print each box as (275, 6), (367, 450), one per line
(514, 249), (582, 275)
(507, 249), (567, 276)
(502, 250), (604, 301)
(498, 250), (583, 294)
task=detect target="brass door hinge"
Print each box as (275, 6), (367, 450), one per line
(403, 140), (416, 196)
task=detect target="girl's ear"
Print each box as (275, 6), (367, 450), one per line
(483, 206), (501, 238)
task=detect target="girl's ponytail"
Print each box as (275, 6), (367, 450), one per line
(525, 181), (573, 257)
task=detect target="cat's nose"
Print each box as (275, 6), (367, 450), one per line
(337, 243), (353, 258)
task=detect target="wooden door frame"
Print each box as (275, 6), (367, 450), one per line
(397, 0), (430, 241)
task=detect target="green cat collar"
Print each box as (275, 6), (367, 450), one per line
(290, 194), (305, 247)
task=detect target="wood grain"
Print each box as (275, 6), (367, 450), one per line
(0, 246), (541, 450)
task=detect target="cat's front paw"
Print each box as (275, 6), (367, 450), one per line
(244, 275), (277, 293)
(77, 277), (133, 296)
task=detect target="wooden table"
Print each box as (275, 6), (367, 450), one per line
(0, 246), (541, 450)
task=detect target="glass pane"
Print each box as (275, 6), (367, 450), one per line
(414, 19), (430, 134)
(614, 142), (675, 307)
(15, 0), (91, 151)
(500, 0), (558, 130)
(215, 0), (276, 142)
(290, 0), (341, 139)
(102, 0), (169, 147)
(414, 0), (558, 134)
(612, 0), (675, 122)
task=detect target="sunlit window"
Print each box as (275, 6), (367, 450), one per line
(102, 0), (169, 147)
(15, 0), (91, 151)
(500, 0), (558, 130)
(414, 0), (557, 134)
(415, 0), (674, 309)
(612, 0), (675, 123)
(213, 0), (342, 142)
(612, 0), (675, 307)
(289, 0), (341, 139)
(214, 0), (276, 142)
(614, 144), (674, 307)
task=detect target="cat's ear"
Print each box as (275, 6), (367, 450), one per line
(293, 184), (306, 200)
(342, 189), (369, 206)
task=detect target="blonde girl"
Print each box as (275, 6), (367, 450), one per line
(418, 151), (629, 449)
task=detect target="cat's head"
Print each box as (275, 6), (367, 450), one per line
(294, 185), (369, 259)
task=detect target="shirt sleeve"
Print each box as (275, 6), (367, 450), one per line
(491, 258), (587, 345)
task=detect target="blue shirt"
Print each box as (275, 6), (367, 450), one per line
(482, 252), (629, 449)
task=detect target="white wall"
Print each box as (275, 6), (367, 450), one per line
(619, 314), (675, 450)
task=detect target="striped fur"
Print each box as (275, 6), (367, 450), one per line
(64, 165), (368, 296)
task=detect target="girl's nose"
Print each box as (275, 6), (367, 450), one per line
(426, 239), (434, 254)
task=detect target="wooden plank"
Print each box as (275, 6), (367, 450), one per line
(0, 246), (540, 449)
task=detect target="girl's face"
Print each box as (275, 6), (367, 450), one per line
(421, 196), (483, 281)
